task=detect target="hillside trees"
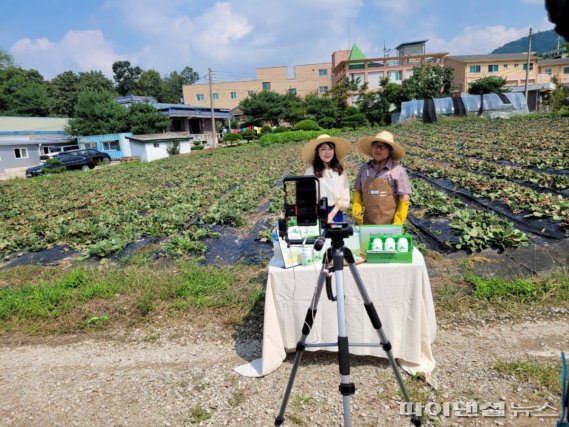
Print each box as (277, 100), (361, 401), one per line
(0, 67), (50, 116)
(49, 71), (116, 117)
(0, 48), (15, 70)
(112, 60), (142, 96)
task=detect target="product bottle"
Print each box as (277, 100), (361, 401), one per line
(272, 229), (284, 267)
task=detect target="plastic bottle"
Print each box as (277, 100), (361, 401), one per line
(272, 229), (284, 267)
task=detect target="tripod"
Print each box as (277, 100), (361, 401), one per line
(274, 225), (422, 426)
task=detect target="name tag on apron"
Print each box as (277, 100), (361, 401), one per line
(369, 190), (387, 196)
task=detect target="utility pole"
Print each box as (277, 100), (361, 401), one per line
(208, 68), (217, 148)
(524, 28), (532, 105)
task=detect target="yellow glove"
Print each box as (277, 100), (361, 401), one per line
(352, 190), (363, 225)
(393, 200), (410, 225)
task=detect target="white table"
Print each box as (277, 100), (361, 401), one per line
(235, 247), (437, 378)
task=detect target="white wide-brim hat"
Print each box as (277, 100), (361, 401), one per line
(357, 130), (405, 161)
(302, 134), (351, 165)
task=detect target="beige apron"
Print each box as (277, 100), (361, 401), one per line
(363, 175), (397, 225)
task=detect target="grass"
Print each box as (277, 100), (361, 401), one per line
(494, 359), (562, 395)
(188, 403), (212, 423)
(0, 260), (265, 335)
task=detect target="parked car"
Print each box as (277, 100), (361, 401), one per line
(40, 148), (112, 164)
(26, 153), (96, 177)
(39, 144), (80, 161)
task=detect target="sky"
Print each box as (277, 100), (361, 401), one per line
(0, 0), (556, 83)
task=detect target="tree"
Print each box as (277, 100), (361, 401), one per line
(468, 76), (508, 95)
(239, 91), (291, 126)
(0, 47), (15, 70)
(126, 103), (170, 134)
(137, 69), (163, 100)
(66, 91), (129, 136)
(77, 71), (115, 93)
(548, 75), (569, 111)
(0, 67), (50, 116)
(112, 60), (142, 96)
(468, 76), (508, 116)
(304, 93), (339, 124)
(280, 94), (305, 125)
(402, 64), (455, 100)
(49, 71), (80, 117)
(50, 71), (116, 117)
(162, 66), (200, 103)
(325, 77), (362, 117)
(356, 90), (390, 126)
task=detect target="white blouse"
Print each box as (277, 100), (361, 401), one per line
(304, 166), (350, 211)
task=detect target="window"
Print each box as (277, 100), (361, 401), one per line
(262, 82), (271, 90)
(153, 142), (160, 148)
(230, 91), (237, 99)
(514, 63), (519, 68)
(288, 88), (297, 95)
(103, 140), (120, 151)
(319, 86), (329, 94)
(318, 69), (328, 76)
(488, 64), (499, 72)
(196, 94), (205, 101)
(248, 90), (255, 96)
(503, 64), (508, 68)
(564, 67), (569, 74)
(14, 148), (28, 159)
(522, 63), (534, 71)
(212, 93), (219, 100)
(543, 68), (552, 75)
(387, 70), (401, 81)
(469, 65), (481, 73)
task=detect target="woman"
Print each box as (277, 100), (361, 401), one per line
(352, 130), (411, 225)
(302, 134), (351, 223)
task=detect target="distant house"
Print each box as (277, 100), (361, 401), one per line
(0, 117), (76, 179)
(78, 133), (133, 160)
(126, 133), (194, 162)
(116, 95), (235, 146)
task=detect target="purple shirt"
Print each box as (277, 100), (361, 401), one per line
(354, 158), (412, 196)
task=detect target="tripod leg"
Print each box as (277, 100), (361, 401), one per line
(332, 247), (355, 427)
(275, 258), (329, 426)
(346, 250), (422, 427)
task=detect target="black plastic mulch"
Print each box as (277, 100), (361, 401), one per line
(409, 171), (567, 240)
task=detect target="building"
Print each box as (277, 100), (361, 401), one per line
(445, 53), (569, 110)
(126, 133), (194, 162)
(116, 95), (234, 145)
(0, 117), (76, 179)
(331, 43), (448, 95)
(78, 133), (133, 160)
(182, 63), (332, 110)
(538, 57), (569, 83)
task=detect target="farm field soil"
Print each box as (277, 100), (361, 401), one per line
(1, 257), (568, 427)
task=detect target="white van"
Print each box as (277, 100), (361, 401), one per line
(40, 145), (80, 161)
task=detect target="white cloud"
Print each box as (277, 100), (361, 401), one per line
(11, 30), (120, 79)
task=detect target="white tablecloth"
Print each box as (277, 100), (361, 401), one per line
(235, 247), (437, 378)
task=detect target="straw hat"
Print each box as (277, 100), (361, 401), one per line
(357, 130), (405, 161)
(301, 134), (351, 165)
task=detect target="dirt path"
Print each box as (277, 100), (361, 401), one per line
(1, 315), (568, 426)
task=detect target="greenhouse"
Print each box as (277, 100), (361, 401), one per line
(398, 92), (529, 122)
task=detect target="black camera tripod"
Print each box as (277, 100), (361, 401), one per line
(274, 224), (422, 426)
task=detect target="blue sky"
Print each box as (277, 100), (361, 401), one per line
(1, 0), (555, 82)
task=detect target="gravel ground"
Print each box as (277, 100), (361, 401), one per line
(1, 310), (568, 427)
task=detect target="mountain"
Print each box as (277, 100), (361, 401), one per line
(491, 29), (566, 54)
